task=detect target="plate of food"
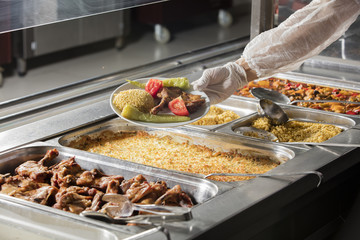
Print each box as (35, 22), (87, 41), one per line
(110, 77), (210, 127)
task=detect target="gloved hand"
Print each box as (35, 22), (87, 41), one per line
(191, 62), (248, 104)
(243, 0), (360, 78)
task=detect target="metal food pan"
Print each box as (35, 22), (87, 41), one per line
(216, 105), (360, 145)
(56, 118), (303, 178)
(232, 72), (360, 117)
(0, 148), (144, 240)
(0, 144), (225, 239)
(186, 97), (258, 131)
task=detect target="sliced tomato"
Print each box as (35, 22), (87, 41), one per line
(346, 111), (357, 115)
(145, 79), (163, 98)
(168, 97), (189, 116)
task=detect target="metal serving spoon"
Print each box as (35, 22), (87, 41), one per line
(251, 87), (360, 105)
(101, 193), (192, 218)
(259, 99), (289, 125)
(80, 193), (192, 224)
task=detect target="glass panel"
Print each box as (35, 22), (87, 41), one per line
(0, 0), (166, 34)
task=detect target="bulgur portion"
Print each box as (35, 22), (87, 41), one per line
(191, 106), (240, 125)
(69, 130), (279, 182)
(251, 117), (342, 142)
(113, 89), (154, 113)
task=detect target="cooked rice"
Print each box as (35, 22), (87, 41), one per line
(191, 106), (240, 125)
(113, 89), (154, 113)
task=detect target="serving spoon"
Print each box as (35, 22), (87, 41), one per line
(80, 193), (192, 224)
(250, 87), (360, 105)
(100, 193), (191, 218)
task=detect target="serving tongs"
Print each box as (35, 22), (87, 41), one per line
(205, 171), (323, 187)
(80, 193), (192, 224)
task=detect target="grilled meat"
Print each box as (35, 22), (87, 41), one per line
(150, 87), (205, 115)
(138, 181), (168, 204)
(181, 92), (206, 113)
(120, 174), (147, 193)
(76, 169), (124, 193)
(51, 156), (82, 188)
(15, 148), (58, 182)
(1, 149), (194, 218)
(53, 186), (94, 214)
(155, 185), (193, 207)
(0, 175), (57, 205)
(150, 87), (183, 115)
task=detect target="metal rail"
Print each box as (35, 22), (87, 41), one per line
(0, 38), (249, 132)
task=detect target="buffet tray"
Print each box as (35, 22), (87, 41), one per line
(186, 97), (258, 131)
(215, 105), (360, 146)
(232, 72), (360, 118)
(53, 118), (308, 181)
(0, 144), (230, 240)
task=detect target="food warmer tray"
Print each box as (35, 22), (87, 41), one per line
(0, 143), (231, 240)
(232, 71), (360, 118)
(185, 97), (258, 131)
(215, 104), (360, 146)
(53, 117), (306, 177)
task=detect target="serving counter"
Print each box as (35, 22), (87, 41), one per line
(0, 34), (360, 240)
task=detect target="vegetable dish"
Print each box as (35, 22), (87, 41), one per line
(234, 77), (360, 115)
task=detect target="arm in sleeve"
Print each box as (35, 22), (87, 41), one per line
(242, 0), (360, 78)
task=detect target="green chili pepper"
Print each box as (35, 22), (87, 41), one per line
(162, 77), (190, 90)
(126, 80), (146, 89)
(121, 104), (190, 123)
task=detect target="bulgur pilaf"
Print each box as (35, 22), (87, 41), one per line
(250, 117), (342, 142)
(68, 130), (279, 182)
(113, 89), (154, 113)
(191, 106), (240, 125)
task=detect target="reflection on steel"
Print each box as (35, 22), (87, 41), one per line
(0, 0), (167, 34)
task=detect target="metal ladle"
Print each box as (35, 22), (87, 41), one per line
(251, 87), (360, 105)
(259, 99), (289, 125)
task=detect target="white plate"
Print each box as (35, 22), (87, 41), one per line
(110, 78), (210, 128)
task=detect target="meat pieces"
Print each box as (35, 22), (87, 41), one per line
(15, 148), (58, 183)
(150, 87), (205, 115)
(50, 157), (82, 188)
(181, 92), (206, 113)
(150, 87), (183, 115)
(0, 175), (57, 205)
(1, 149), (194, 218)
(53, 186), (94, 214)
(76, 169), (124, 193)
(155, 185), (193, 207)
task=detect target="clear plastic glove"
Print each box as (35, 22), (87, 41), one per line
(243, 0), (360, 78)
(191, 62), (247, 104)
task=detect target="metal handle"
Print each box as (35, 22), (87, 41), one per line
(205, 171), (323, 187)
(133, 204), (192, 216)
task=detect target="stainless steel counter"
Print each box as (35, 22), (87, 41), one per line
(1, 37), (360, 239)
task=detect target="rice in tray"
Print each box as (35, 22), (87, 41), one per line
(68, 130), (279, 182)
(250, 117), (342, 142)
(191, 106), (240, 125)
